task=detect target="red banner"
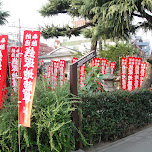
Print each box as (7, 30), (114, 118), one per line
(79, 64), (86, 88)
(47, 65), (51, 85)
(139, 62), (147, 88)
(110, 62), (116, 74)
(59, 60), (65, 86)
(121, 57), (127, 90)
(72, 57), (78, 63)
(134, 58), (142, 89)
(50, 60), (54, 90)
(10, 47), (19, 92)
(91, 58), (100, 68)
(0, 35), (8, 108)
(19, 30), (41, 127)
(126, 57), (135, 91)
(53, 61), (59, 88)
(100, 59), (107, 74)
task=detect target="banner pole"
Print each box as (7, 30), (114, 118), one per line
(18, 19), (21, 152)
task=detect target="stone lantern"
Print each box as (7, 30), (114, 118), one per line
(103, 64), (115, 91)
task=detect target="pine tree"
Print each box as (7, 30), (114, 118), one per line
(39, 0), (152, 88)
(0, 1), (9, 25)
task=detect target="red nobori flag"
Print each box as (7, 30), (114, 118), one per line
(53, 61), (59, 88)
(134, 58), (142, 89)
(50, 60), (54, 90)
(59, 60), (65, 86)
(72, 57), (78, 63)
(10, 47), (19, 92)
(0, 35), (8, 108)
(110, 62), (116, 74)
(94, 58), (100, 67)
(47, 65), (51, 85)
(126, 57), (135, 91)
(100, 58), (107, 74)
(79, 64), (86, 88)
(121, 57), (127, 90)
(139, 62), (147, 88)
(19, 30), (41, 127)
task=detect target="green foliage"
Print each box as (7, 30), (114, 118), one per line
(0, 89), (18, 152)
(0, 1), (9, 25)
(39, 0), (152, 49)
(81, 89), (152, 145)
(0, 79), (80, 152)
(100, 0), (152, 32)
(98, 42), (140, 72)
(79, 65), (108, 95)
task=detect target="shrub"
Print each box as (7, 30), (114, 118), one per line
(0, 79), (79, 152)
(81, 89), (152, 144)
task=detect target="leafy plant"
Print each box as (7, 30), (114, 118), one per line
(80, 65), (108, 95)
(0, 79), (80, 152)
(98, 42), (140, 72)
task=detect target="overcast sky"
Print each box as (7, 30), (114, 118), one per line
(0, 0), (152, 49)
(0, 0), (72, 45)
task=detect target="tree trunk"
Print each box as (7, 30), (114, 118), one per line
(90, 40), (97, 52)
(99, 39), (103, 51)
(141, 54), (152, 88)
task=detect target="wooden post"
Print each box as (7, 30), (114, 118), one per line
(70, 50), (96, 150)
(70, 63), (80, 150)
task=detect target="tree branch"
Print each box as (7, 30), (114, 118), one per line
(69, 21), (94, 35)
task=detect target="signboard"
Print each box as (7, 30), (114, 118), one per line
(74, 50), (96, 67)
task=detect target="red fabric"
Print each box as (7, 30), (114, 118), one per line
(19, 30), (41, 127)
(79, 64), (86, 88)
(50, 60), (54, 90)
(10, 47), (19, 92)
(53, 61), (59, 88)
(133, 58), (142, 89)
(139, 62), (147, 88)
(59, 60), (65, 86)
(0, 35), (8, 108)
(126, 57), (135, 91)
(72, 57), (78, 63)
(110, 62), (116, 74)
(121, 57), (127, 90)
(100, 59), (107, 74)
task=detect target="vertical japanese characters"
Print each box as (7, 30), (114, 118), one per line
(126, 57), (135, 91)
(47, 59), (65, 89)
(100, 59), (107, 74)
(10, 47), (19, 92)
(139, 62), (147, 87)
(59, 60), (65, 86)
(79, 64), (86, 88)
(110, 62), (116, 74)
(134, 58), (142, 89)
(121, 57), (127, 90)
(19, 30), (41, 127)
(121, 57), (147, 91)
(0, 35), (8, 108)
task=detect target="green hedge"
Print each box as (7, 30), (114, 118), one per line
(81, 89), (152, 144)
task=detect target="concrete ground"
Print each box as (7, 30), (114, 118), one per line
(83, 125), (152, 152)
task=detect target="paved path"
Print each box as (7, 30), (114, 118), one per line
(85, 126), (152, 152)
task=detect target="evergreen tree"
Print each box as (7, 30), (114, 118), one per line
(0, 1), (9, 25)
(39, 0), (152, 88)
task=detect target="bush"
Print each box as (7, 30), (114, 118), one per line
(81, 89), (152, 144)
(0, 79), (79, 152)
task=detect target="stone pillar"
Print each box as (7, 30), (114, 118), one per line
(103, 64), (115, 91)
(114, 70), (121, 90)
